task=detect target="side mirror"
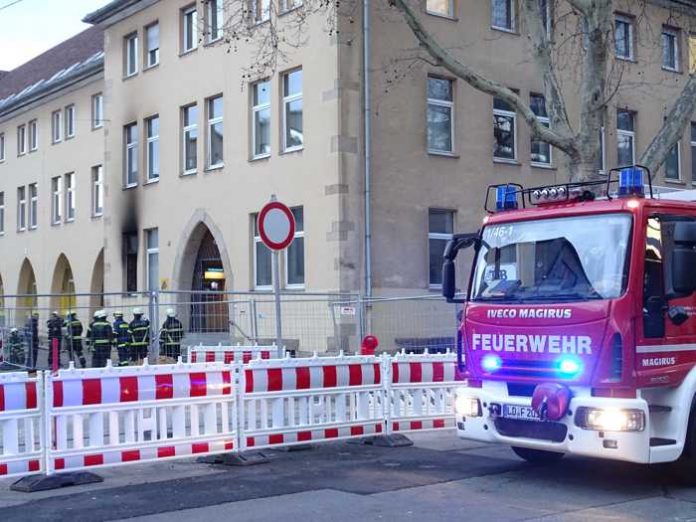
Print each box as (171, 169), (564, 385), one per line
(441, 233), (480, 303)
(442, 259), (456, 300)
(671, 247), (696, 295)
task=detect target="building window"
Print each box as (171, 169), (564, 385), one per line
(182, 5), (198, 53)
(252, 80), (271, 158)
(427, 76), (454, 154)
(17, 186), (26, 232)
(0, 133), (4, 161)
(29, 120), (38, 151)
(182, 104), (198, 174)
(491, 0), (514, 32)
(92, 93), (104, 129)
(286, 207), (305, 288)
(92, 165), (104, 217)
(125, 33), (138, 77)
(65, 105), (76, 139)
(530, 93), (551, 165)
(690, 34), (696, 73)
(207, 96), (224, 169)
(251, 0), (271, 24)
(124, 232), (138, 293)
(0, 192), (4, 235)
(540, 0), (551, 36)
(51, 176), (63, 224)
(282, 68), (303, 152)
(17, 124), (26, 155)
(125, 123), (139, 186)
(146, 228), (159, 291)
(662, 26), (680, 71)
(65, 172), (75, 222)
(280, 0), (302, 12)
(493, 97), (516, 160)
(428, 209), (454, 287)
(426, 0), (453, 17)
(146, 115), (160, 181)
(665, 142), (681, 180)
(615, 15), (634, 60)
(253, 214), (272, 289)
(145, 23), (160, 68)
(28, 183), (37, 230)
(52, 110), (62, 143)
(207, 0), (224, 42)
(597, 126), (606, 173)
(617, 109), (635, 166)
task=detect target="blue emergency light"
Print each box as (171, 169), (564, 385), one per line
(618, 167), (645, 197)
(482, 354), (502, 372)
(495, 185), (519, 211)
(556, 356), (583, 378)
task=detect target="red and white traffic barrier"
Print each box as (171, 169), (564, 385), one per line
(45, 361), (238, 473)
(0, 372), (43, 478)
(239, 353), (385, 450)
(188, 343), (282, 364)
(387, 351), (458, 434)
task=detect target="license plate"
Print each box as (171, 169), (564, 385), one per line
(502, 404), (540, 422)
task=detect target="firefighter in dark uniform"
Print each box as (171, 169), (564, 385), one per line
(129, 308), (150, 363)
(8, 327), (25, 366)
(47, 311), (63, 361)
(87, 310), (113, 368)
(160, 308), (184, 360)
(112, 311), (131, 366)
(24, 312), (39, 369)
(64, 311), (86, 368)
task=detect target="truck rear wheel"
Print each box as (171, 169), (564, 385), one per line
(511, 446), (565, 464)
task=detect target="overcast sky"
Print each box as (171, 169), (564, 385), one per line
(0, 0), (110, 71)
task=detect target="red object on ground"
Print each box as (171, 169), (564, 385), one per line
(531, 383), (572, 421)
(360, 335), (379, 356)
(52, 338), (59, 374)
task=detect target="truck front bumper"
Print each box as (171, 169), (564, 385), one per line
(456, 381), (651, 463)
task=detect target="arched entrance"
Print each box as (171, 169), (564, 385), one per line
(89, 249), (105, 315)
(50, 254), (76, 315)
(17, 259), (37, 315)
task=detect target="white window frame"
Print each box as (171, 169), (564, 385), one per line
(52, 110), (62, 143)
(92, 165), (104, 217)
(493, 98), (517, 162)
(617, 110), (636, 166)
(284, 207), (305, 289)
(146, 115), (160, 182)
(426, 0), (454, 18)
(17, 124), (26, 155)
(125, 33), (139, 77)
(426, 76), (455, 154)
(598, 126), (606, 173)
(428, 209), (454, 289)
(0, 191), (4, 235)
(145, 22), (160, 68)
(125, 123), (139, 187)
(541, 0), (551, 36)
(146, 228), (159, 292)
(615, 15), (634, 61)
(182, 104), (198, 175)
(65, 105), (76, 139)
(282, 68), (304, 153)
(182, 5), (198, 53)
(530, 93), (551, 166)
(29, 120), (38, 151)
(92, 93), (103, 129)
(251, 0), (271, 24)
(207, 96), (224, 169)
(51, 176), (63, 225)
(17, 186), (26, 232)
(65, 172), (75, 222)
(491, 0), (515, 33)
(662, 26), (680, 72)
(253, 214), (273, 290)
(28, 183), (38, 230)
(207, 0), (224, 42)
(665, 141), (682, 181)
(252, 80), (272, 159)
(0, 133), (5, 162)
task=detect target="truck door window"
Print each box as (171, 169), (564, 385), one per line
(643, 217), (664, 338)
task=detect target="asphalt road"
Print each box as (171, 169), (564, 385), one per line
(1, 432), (695, 521)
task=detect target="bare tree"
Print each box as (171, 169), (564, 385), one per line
(216, 0), (696, 182)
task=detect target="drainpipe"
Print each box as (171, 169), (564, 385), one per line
(362, 0), (372, 299)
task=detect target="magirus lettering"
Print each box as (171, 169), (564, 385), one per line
(486, 308), (572, 319)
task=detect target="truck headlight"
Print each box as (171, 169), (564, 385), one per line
(575, 407), (645, 432)
(455, 395), (482, 417)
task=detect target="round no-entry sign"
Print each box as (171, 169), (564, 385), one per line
(258, 200), (296, 251)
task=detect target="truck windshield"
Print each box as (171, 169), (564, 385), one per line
(471, 213), (632, 303)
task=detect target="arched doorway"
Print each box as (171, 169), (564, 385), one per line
(50, 254), (76, 315)
(190, 229), (228, 332)
(89, 249), (105, 315)
(17, 259), (37, 315)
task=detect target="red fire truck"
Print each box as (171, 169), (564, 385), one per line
(443, 166), (696, 472)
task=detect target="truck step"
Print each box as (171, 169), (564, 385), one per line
(650, 437), (677, 447)
(648, 405), (672, 413)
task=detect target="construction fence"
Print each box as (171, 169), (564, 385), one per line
(0, 291), (461, 371)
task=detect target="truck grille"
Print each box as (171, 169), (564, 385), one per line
(494, 418), (567, 443)
(498, 359), (558, 379)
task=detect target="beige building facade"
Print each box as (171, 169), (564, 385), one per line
(2, 0), (696, 315)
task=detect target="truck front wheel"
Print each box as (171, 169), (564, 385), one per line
(511, 446), (565, 464)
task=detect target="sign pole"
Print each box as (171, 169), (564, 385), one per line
(272, 250), (283, 358)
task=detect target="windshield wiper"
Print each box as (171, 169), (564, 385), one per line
(518, 292), (603, 302)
